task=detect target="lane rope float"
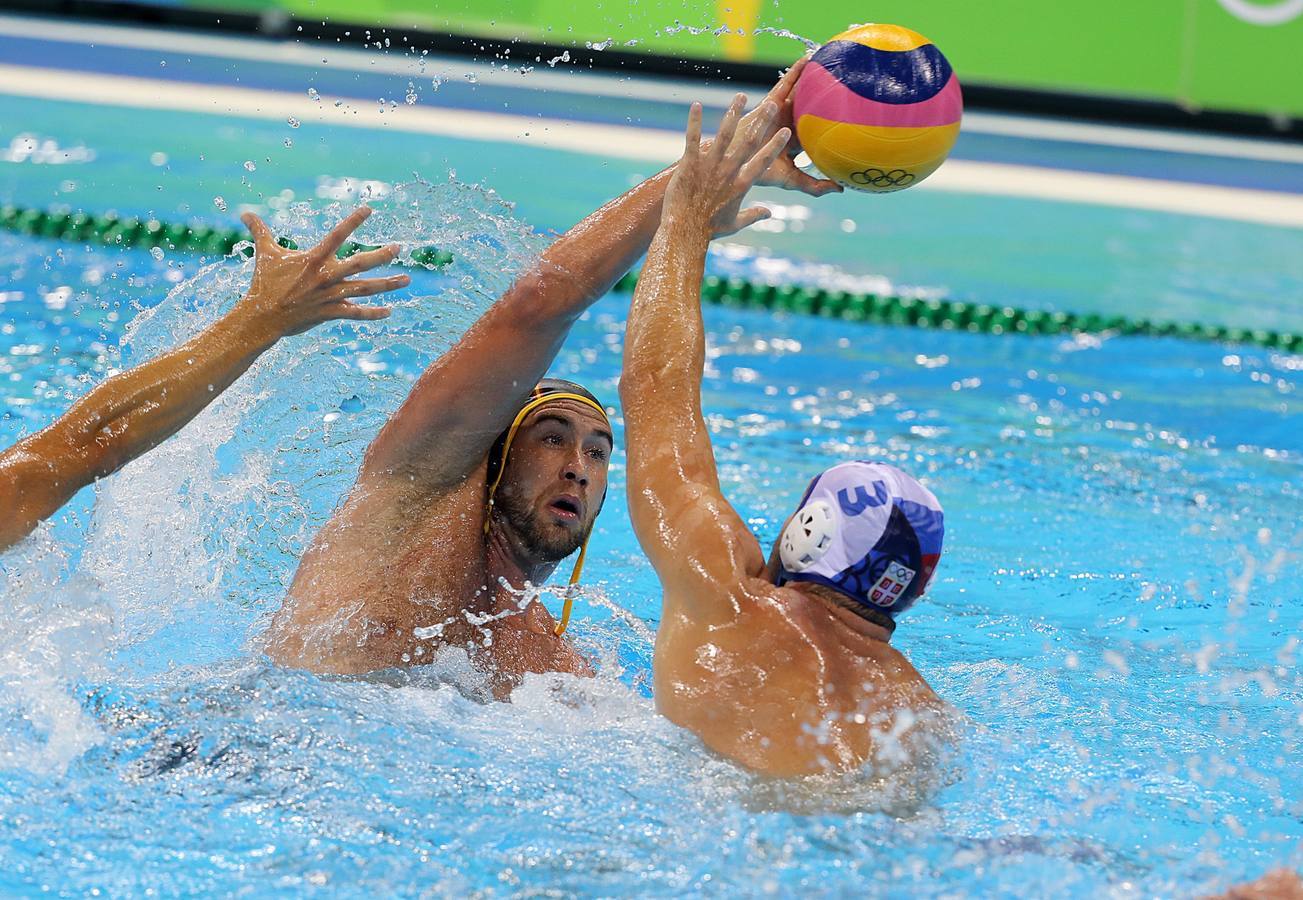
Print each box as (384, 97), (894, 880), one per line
(0, 204), (454, 268)
(1, 204), (1297, 353)
(611, 270), (1300, 353)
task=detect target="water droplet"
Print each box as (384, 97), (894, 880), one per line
(405, 83), (417, 105)
(149, 151), (168, 167)
(213, 196), (227, 211)
(307, 87), (320, 101)
(150, 246), (164, 261)
(283, 138), (293, 148)
(287, 116), (300, 128)
(243, 160), (256, 172)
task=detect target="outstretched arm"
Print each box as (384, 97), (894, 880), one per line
(620, 96), (791, 603)
(361, 59), (838, 491)
(0, 207), (408, 552)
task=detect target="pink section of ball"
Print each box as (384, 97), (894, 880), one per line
(793, 61), (963, 128)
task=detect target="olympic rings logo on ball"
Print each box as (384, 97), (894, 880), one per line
(850, 168), (916, 188)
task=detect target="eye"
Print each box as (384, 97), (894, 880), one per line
(587, 446), (608, 461)
(542, 432), (563, 446)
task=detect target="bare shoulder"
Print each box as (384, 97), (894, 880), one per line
(265, 466), (489, 673)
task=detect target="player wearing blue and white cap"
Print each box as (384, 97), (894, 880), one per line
(621, 97), (946, 777)
(776, 461), (944, 628)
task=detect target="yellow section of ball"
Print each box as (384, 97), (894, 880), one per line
(796, 116), (961, 193)
(831, 22), (932, 52)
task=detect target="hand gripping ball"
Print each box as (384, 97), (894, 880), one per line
(792, 23), (962, 193)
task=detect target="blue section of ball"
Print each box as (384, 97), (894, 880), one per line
(811, 40), (953, 105)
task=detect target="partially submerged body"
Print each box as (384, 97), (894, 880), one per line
(621, 95), (945, 777)
(263, 60), (835, 695)
(655, 566), (945, 776)
(266, 402), (600, 693)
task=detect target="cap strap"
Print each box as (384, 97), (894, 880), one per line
(483, 391), (609, 534)
(482, 390), (609, 636)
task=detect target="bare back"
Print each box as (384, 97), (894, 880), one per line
(618, 105), (945, 777)
(654, 571), (943, 777)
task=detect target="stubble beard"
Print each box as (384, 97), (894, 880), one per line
(494, 482), (586, 563)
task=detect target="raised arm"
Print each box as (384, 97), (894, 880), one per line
(620, 96), (790, 593)
(361, 59), (837, 490)
(0, 207), (407, 552)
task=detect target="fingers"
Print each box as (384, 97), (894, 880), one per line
(312, 206), (373, 261)
(792, 172), (845, 196)
(780, 98), (799, 144)
(728, 100), (779, 166)
(737, 126), (791, 190)
(240, 212), (274, 248)
(732, 205), (773, 232)
(708, 93), (747, 163)
(336, 243), (401, 276)
(335, 273), (411, 299)
(684, 102), (703, 156)
(766, 57), (808, 105)
(328, 302), (393, 322)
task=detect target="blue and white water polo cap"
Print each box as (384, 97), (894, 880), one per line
(776, 461), (944, 617)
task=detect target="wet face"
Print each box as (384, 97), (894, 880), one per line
(493, 400), (612, 564)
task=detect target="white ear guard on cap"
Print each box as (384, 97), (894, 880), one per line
(779, 500), (837, 572)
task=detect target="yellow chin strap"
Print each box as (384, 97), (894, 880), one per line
(484, 391), (609, 637)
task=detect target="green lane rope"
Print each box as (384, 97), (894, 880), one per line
(611, 271), (1300, 354)
(1, 204), (1296, 353)
(0, 204), (453, 268)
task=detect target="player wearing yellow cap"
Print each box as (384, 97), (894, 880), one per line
(264, 60), (840, 696)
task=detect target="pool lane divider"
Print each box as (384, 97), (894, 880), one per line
(0, 205), (454, 268)
(2, 204), (1297, 353)
(609, 272), (1300, 353)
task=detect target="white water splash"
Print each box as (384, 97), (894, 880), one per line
(0, 528), (111, 773)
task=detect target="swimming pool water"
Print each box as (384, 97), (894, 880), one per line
(2, 51), (1302, 897)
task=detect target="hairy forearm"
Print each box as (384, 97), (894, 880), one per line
(621, 218), (711, 409)
(362, 164), (685, 483)
(620, 217), (719, 505)
(0, 302), (278, 551)
(20, 303), (275, 486)
(503, 164), (677, 327)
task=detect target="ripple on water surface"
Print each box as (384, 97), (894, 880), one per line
(0, 180), (1299, 896)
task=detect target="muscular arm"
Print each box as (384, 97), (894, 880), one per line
(361, 59), (835, 492)
(360, 167), (674, 488)
(621, 99), (790, 607)
(0, 208), (407, 552)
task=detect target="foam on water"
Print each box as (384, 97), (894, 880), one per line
(1, 181), (1300, 895)
(1, 176), (545, 759)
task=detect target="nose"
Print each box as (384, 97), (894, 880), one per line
(563, 464), (589, 488)
(563, 452), (589, 488)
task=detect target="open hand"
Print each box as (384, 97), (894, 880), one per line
(745, 57), (842, 197)
(664, 94), (792, 239)
(238, 206), (410, 337)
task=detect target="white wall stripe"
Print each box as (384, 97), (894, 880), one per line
(3, 13), (1303, 166)
(2, 63), (1302, 229)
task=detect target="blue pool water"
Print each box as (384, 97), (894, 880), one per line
(2, 24), (1302, 898)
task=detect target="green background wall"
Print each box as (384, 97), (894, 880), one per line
(168, 0), (1303, 118)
